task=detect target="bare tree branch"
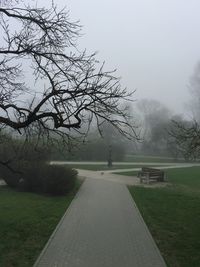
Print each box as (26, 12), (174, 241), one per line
(169, 119), (200, 160)
(0, 2), (139, 144)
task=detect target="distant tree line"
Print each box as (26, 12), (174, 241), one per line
(133, 60), (200, 162)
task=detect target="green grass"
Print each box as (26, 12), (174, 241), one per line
(113, 166), (160, 176)
(128, 167), (200, 267)
(0, 180), (82, 267)
(124, 154), (186, 163)
(166, 167), (200, 191)
(113, 168), (189, 178)
(69, 164), (162, 171)
(113, 170), (138, 176)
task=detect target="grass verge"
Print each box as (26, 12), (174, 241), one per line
(113, 170), (138, 176)
(0, 180), (82, 267)
(128, 167), (200, 267)
(69, 164), (162, 171)
(124, 154), (186, 163)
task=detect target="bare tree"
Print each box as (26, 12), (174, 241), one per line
(169, 119), (200, 160)
(185, 62), (200, 122)
(170, 63), (200, 160)
(0, 1), (138, 145)
(136, 99), (172, 155)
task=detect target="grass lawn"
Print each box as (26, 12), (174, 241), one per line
(124, 154), (186, 163)
(69, 164), (161, 171)
(113, 170), (138, 176)
(128, 167), (200, 267)
(0, 180), (82, 267)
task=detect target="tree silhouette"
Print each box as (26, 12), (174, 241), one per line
(0, 2), (138, 143)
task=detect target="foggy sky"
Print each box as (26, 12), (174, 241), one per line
(42, 1), (200, 114)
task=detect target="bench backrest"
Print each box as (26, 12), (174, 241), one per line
(141, 167), (162, 173)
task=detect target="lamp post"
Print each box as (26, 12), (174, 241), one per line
(107, 144), (112, 168)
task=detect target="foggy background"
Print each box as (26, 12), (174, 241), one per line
(41, 0), (200, 115)
(1, 0), (200, 160)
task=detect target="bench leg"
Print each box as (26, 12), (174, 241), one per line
(147, 173), (150, 184)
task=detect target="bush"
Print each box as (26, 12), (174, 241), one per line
(18, 162), (77, 195)
(1, 160), (77, 196)
(0, 161), (25, 188)
(18, 161), (44, 192)
(42, 166), (77, 195)
(0, 168), (20, 188)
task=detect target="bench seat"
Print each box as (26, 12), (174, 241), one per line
(137, 167), (165, 184)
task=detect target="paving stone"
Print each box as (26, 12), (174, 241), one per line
(34, 178), (166, 267)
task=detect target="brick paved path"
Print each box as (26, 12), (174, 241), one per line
(34, 179), (166, 267)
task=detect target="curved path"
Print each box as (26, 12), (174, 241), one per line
(34, 176), (166, 267)
(77, 169), (140, 185)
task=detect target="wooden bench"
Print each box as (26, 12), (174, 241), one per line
(137, 167), (165, 184)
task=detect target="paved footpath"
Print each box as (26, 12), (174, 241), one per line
(76, 169), (141, 186)
(34, 178), (166, 267)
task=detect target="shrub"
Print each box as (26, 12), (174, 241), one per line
(0, 161), (24, 188)
(18, 161), (44, 192)
(19, 163), (77, 195)
(1, 159), (78, 195)
(0, 168), (20, 188)
(42, 166), (77, 195)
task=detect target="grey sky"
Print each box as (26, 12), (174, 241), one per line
(44, 0), (200, 114)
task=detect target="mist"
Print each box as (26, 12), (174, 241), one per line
(42, 0), (200, 114)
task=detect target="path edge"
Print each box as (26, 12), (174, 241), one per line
(33, 178), (86, 267)
(125, 185), (167, 266)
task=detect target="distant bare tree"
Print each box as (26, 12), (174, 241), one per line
(137, 99), (171, 155)
(169, 119), (200, 160)
(186, 62), (200, 121)
(171, 63), (200, 160)
(0, 2), (138, 145)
